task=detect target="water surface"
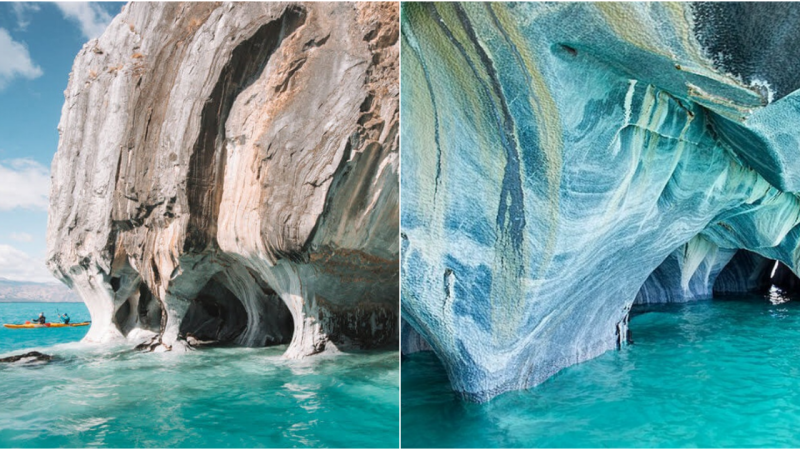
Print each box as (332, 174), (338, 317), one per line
(401, 295), (800, 448)
(0, 302), (90, 354)
(0, 303), (399, 448)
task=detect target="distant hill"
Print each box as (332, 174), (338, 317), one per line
(0, 278), (80, 303)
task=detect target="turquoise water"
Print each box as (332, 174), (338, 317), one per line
(0, 302), (91, 354)
(0, 303), (399, 448)
(401, 295), (800, 448)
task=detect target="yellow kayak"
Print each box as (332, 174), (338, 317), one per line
(3, 322), (90, 329)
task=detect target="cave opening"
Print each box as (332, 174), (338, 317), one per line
(179, 277), (248, 345)
(114, 282), (163, 337)
(178, 273), (294, 347)
(713, 250), (800, 302)
(712, 250), (774, 297)
(627, 248), (800, 345)
(768, 261), (800, 297)
(237, 269), (295, 348)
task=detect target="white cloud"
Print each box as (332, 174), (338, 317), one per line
(55, 2), (112, 40)
(0, 159), (50, 211)
(11, 3), (40, 31)
(0, 28), (43, 90)
(0, 244), (55, 283)
(10, 232), (34, 243)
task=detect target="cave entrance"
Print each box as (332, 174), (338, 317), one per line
(239, 271), (295, 347)
(712, 250), (774, 297)
(768, 261), (800, 298)
(178, 273), (295, 347)
(180, 277), (248, 345)
(114, 282), (163, 337)
(713, 250), (800, 303)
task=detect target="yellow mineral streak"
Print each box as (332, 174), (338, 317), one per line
(597, 3), (675, 60)
(490, 3), (563, 281)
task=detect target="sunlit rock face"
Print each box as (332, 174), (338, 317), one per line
(401, 2), (800, 401)
(47, 2), (399, 357)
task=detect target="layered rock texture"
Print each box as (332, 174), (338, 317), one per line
(401, 2), (800, 401)
(47, 2), (399, 357)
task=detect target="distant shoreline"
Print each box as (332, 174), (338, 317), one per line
(0, 301), (84, 304)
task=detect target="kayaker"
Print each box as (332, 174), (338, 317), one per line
(59, 313), (70, 325)
(36, 313), (46, 324)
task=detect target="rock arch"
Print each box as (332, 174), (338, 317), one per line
(401, 2), (800, 401)
(46, 2), (399, 357)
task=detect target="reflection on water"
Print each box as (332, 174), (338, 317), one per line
(768, 285), (793, 305)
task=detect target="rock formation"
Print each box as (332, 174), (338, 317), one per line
(0, 351), (53, 364)
(400, 317), (430, 355)
(401, 2), (800, 401)
(47, 2), (399, 357)
(634, 236), (737, 305)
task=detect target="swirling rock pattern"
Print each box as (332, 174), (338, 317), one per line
(634, 236), (737, 305)
(47, 2), (399, 357)
(401, 2), (800, 401)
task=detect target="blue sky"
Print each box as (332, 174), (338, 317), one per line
(0, 2), (123, 283)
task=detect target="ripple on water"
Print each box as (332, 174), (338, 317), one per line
(401, 296), (800, 448)
(0, 311), (399, 449)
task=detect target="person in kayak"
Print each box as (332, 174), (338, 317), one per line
(59, 313), (70, 325)
(36, 313), (46, 324)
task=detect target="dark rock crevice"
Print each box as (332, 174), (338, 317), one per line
(713, 250), (775, 296)
(179, 277), (249, 344)
(185, 7), (307, 253)
(771, 262), (800, 295)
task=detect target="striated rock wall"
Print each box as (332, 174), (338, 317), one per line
(401, 2), (800, 401)
(47, 2), (399, 357)
(634, 236), (737, 305)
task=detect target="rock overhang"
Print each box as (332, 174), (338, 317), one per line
(400, 2), (800, 401)
(46, 2), (399, 357)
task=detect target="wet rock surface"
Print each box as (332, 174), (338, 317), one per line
(0, 351), (53, 364)
(47, 2), (399, 357)
(401, 2), (800, 401)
